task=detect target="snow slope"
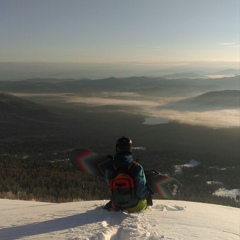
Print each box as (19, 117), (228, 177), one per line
(0, 199), (239, 240)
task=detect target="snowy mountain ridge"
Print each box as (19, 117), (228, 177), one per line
(0, 199), (239, 240)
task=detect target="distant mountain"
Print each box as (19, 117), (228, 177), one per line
(160, 90), (240, 111)
(210, 69), (239, 75)
(162, 72), (205, 79)
(0, 93), (57, 138)
(208, 69), (239, 78)
(0, 80), (69, 93)
(190, 90), (239, 105)
(0, 76), (239, 97)
(0, 92), (52, 116)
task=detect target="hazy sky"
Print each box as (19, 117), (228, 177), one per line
(1, 0), (239, 64)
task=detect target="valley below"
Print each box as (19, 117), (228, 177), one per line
(0, 75), (239, 207)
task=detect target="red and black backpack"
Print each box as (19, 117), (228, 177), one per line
(110, 161), (139, 209)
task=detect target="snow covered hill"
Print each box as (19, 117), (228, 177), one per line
(0, 199), (239, 240)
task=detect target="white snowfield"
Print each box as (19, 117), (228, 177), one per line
(0, 199), (239, 240)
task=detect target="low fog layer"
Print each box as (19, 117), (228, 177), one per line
(13, 90), (240, 128)
(66, 93), (240, 128)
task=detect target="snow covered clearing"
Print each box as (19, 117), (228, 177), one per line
(206, 181), (224, 187)
(175, 159), (201, 174)
(213, 188), (240, 200)
(0, 199), (239, 240)
(182, 159), (201, 168)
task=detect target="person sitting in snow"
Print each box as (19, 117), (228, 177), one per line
(104, 136), (152, 212)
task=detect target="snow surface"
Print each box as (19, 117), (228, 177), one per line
(175, 159), (201, 174)
(182, 159), (200, 168)
(206, 181), (224, 187)
(0, 199), (239, 240)
(213, 188), (240, 199)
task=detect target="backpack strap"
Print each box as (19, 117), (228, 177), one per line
(128, 161), (137, 171)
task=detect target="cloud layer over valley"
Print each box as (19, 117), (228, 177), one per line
(13, 90), (239, 128)
(66, 93), (240, 128)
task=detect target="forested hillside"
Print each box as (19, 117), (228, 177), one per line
(0, 152), (239, 207)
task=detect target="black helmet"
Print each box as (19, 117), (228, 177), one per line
(116, 136), (132, 154)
